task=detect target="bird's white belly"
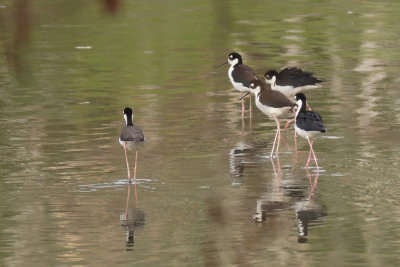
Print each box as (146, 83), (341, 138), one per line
(295, 125), (322, 139)
(228, 67), (251, 92)
(119, 138), (144, 150)
(255, 98), (291, 117)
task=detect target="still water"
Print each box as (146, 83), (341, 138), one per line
(0, 0), (399, 266)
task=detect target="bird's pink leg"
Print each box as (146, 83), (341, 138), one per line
(124, 184), (131, 220)
(124, 142), (131, 180)
(270, 116), (281, 158)
(307, 137), (319, 172)
(249, 93), (252, 117)
(275, 116), (281, 155)
(308, 171), (320, 200)
(285, 108), (296, 131)
(270, 126), (279, 158)
(284, 118), (294, 131)
(241, 92), (245, 117)
(306, 144), (313, 167)
(133, 151), (138, 180)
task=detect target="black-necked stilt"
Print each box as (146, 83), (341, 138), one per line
(217, 52), (259, 117)
(294, 93), (326, 171)
(241, 80), (294, 157)
(119, 107), (145, 181)
(264, 67), (323, 97)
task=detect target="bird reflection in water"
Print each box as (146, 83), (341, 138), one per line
(120, 182), (145, 251)
(229, 142), (254, 180)
(252, 156), (291, 222)
(252, 157), (326, 243)
(295, 169), (327, 243)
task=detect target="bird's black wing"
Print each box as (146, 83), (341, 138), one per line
(120, 126), (145, 142)
(296, 111), (326, 132)
(232, 65), (259, 86)
(277, 67), (323, 87)
(258, 84), (294, 108)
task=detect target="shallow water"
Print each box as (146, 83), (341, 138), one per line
(0, 0), (400, 266)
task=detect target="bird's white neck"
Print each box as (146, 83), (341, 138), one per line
(295, 99), (303, 118)
(229, 58), (239, 67)
(253, 86), (261, 98)
(124, 114), (134, 126)
(271, 76), (277, 87)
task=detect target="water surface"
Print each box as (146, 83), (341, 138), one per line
(0, 0), (399, 266)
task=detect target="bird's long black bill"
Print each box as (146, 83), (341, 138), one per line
(239, 91), (251, 101)
(215, 61), (228, 68)
(290, 104), (297, 112)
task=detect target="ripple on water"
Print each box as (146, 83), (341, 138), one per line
(73, 178), (158, 193)
(321, 136), (344, 139)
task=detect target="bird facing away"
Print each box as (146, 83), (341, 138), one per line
(264, 67), (323, 97)
(217, 52), (259, 117)
(294, 93), (326, 171)
(119, 107), (145, 181)
(242, 80), (294, 157)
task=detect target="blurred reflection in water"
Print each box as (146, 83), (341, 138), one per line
(253, 156), (327, 243)
(253, 156), (290, 223)
(295, 170), (327, 243)
(0, 0), (400, 265)
(120, 183), (145, 251)
(229, 141), (254, 179)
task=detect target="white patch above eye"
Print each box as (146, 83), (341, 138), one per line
(228, 58), (239, 65)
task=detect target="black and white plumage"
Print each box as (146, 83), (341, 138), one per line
(294, 93), (326, 171)
(264, 67), (323, 97)
(120, 107), (144, 181)
(242, 80), (294, 157)
(294, 93), (326, 139)
(120, 108), (144, 145)
(226, 52), (258, 93)
(217, 52), (259, 117)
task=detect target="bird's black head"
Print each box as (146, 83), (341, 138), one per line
(228, 52), (243, 65)
(294, 93), (307, 112)
(123, 107), (133, 116)
(295, 93), (306, 102)
(249, 79), (264, 90)
(123, 107), (134, 126)
(264, 70), (278, 81)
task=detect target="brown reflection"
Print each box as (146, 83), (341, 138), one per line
(211, 0), (231, 49)
(13, 0), (31, 47)
(102, 0), (121, 14)
(4, 0), (32, 72)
